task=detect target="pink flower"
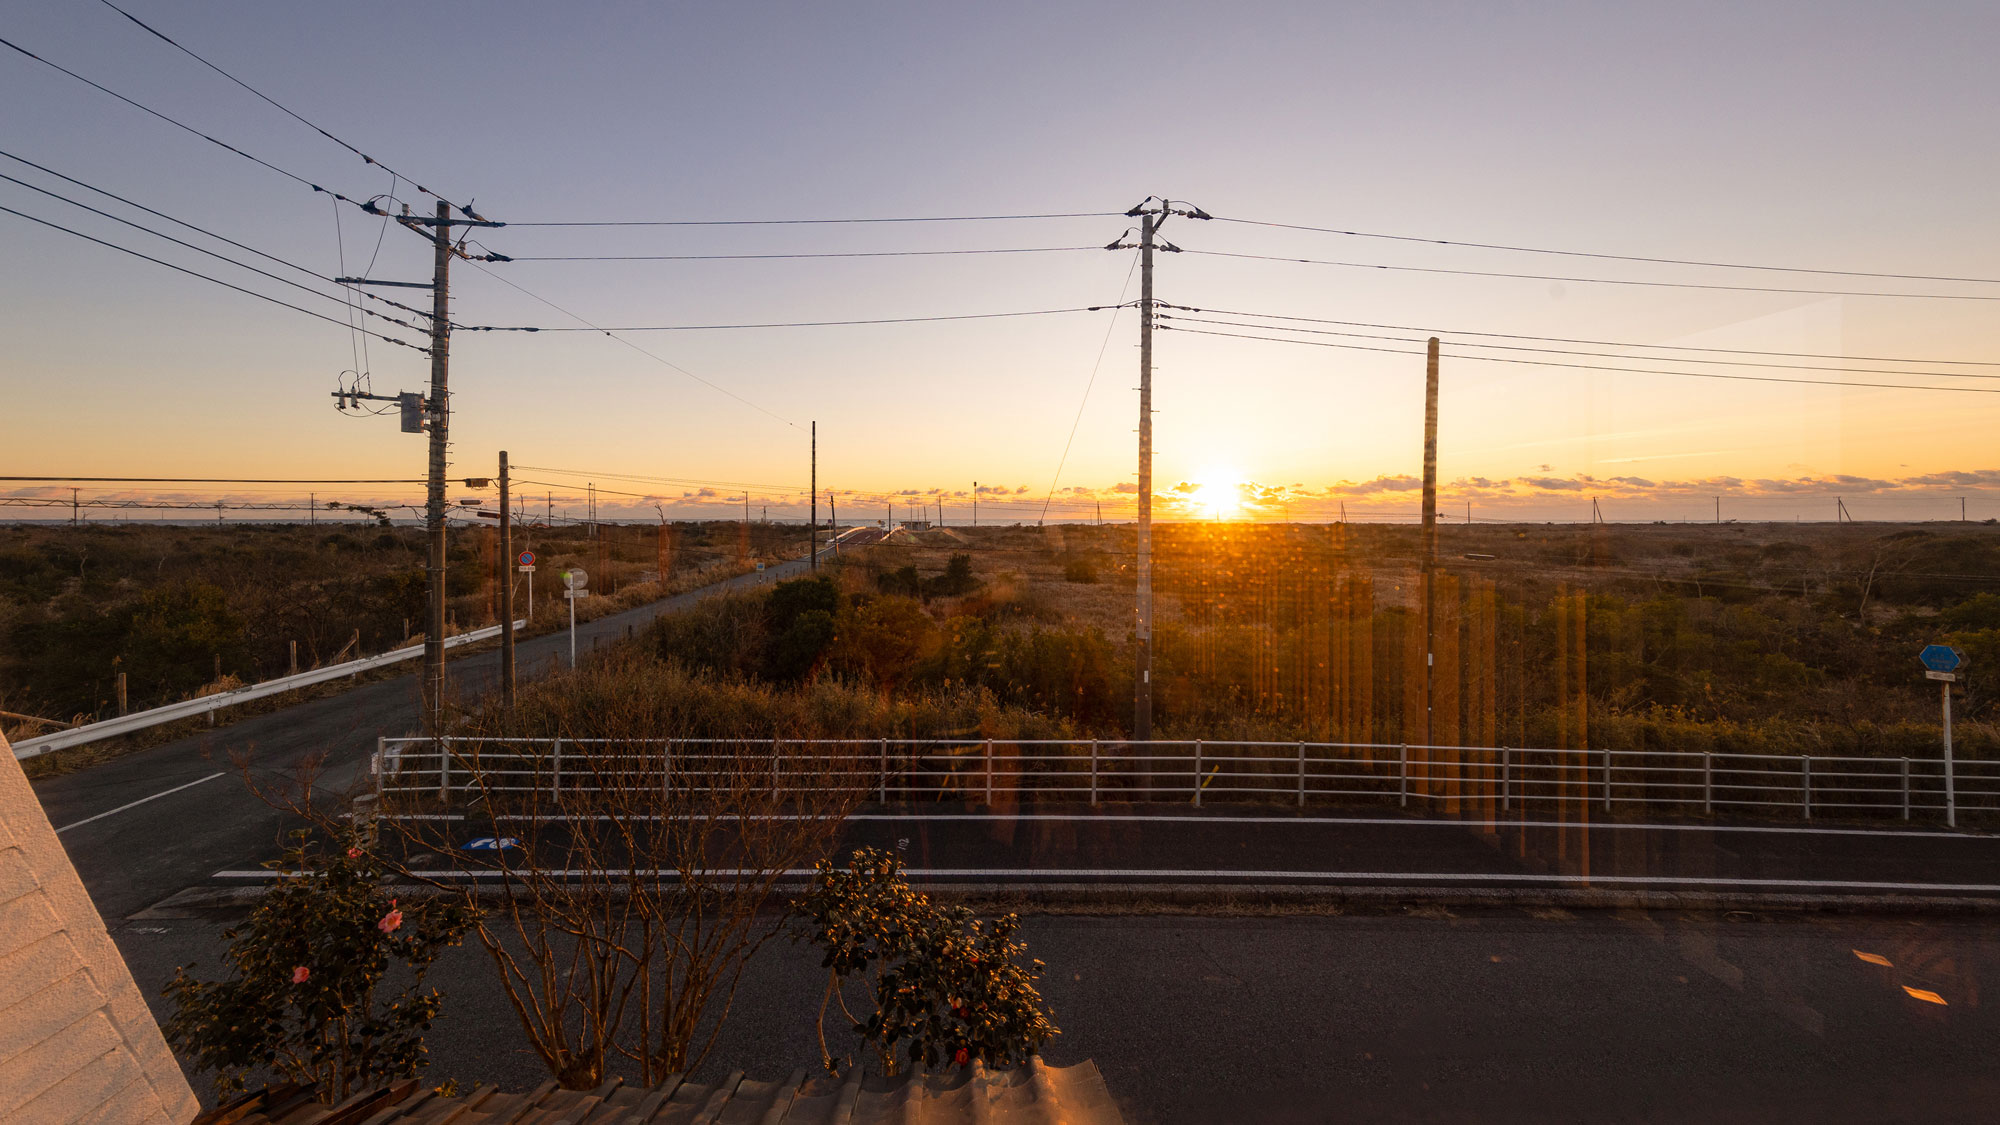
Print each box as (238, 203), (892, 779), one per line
(378, 903), (403, 934)
(291, 965), (310, 984)
(346, 847), (363, 860)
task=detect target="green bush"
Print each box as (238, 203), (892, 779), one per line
(163, 831), (471, 1101)
(798, 848), (1057, 1074)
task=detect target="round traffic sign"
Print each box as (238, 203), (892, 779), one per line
(517, 550), (535, 567)
(562, 566), (588, 590)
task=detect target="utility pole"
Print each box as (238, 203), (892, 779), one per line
(70, 487), (78, 527)
(810, 421), (818, 571)
(421, 200), (452, 738)
(1107, 196), (1206, 744)
(828, 492), (837, 553)
(498, 450), (515, 708)
(973, 482), (978, 527)
(1715, 496), (1720, 524)
(1421, 335), (1440, 748)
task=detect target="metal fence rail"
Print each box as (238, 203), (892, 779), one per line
(373, 736), (1996, 827)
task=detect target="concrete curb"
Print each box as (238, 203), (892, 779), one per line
(133, 879), (2000, 919)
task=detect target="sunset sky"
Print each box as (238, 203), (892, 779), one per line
(7, 2), (2000, 523)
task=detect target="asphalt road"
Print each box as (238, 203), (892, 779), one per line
(31, 553), (815, 920)
(114, 907), (2000, 1123)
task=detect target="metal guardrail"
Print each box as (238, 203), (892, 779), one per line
(11, 620), (526, 760)
(372, 736), (1997, 827)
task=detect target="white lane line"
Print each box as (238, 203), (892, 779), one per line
(370, 811), (1990, 840)
(208, 867), (2000, 893)
(57, 771), (228, 834)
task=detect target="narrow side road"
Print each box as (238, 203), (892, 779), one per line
(33, 554), (813, 919)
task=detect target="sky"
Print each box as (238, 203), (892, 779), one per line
(6, 1), (2000, 524)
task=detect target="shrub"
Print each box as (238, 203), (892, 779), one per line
(162, 831), (471, 1100)
(798, 848), (1057, 1074)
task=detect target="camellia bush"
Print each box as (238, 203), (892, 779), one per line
(162, 831), (472, 1100)
(797, 848), (1057, 1074)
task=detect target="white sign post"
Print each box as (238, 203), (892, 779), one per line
(562, 567), (588, 668)
(1919, 644), (1966, 827)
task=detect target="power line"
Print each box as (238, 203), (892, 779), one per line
(1159, 301), (2000, 369)
(512, 465), (806, 492)
(1041, 250), (1141, 524)
(90, 0), (471, 215)
(456, 306), (1113, 332)
(506, 246), (1101, 262)
(0, 203), (428, 351)
(0, 35), (378, 216)
(504, 211), (1118, 228)
(1156, 313), (2000, 382)
(1184, 248), (2000, 302)
(1210, 215), (2000, 287)
(0, 169), (425, 334)
(0, 476), (423, 484)
(461, 259), (801, 429)
(1158, 323), (2000, 394)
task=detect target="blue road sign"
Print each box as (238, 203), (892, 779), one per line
(463, 836), (520, 851)
(517, 550), (535, 567)
(1920, 644), (1965, 673)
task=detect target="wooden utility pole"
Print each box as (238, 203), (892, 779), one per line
(422, 200), (452, 738)
(1135, 208), (1157, 742)
(499, 450), (515, 708)
(973, 482), (978, 526)
(810, 421), (818, 571)
(1420, 336), (1440, 748)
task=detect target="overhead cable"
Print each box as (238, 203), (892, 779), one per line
(504, 211), (1119, 228)
(90, 0), (472, 215)
(1211, 215), (2000, 286)
(0, 204), (427, 351)
(1185, 248), (2000, 302)
(507, 246), (1102, 262)
(1158, 324), (2000, 394)
(0, 35), (380, 216)
(457, 307), (1113, 332)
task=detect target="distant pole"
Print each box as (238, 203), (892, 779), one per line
(973, 482), (979, 527)
(1134, 207), (1157, 743)
(810, 420), (818, 571)
(498, 450), (515, 708)
(828, 492), (837, 552)
(1421, 336), (1440, 747)
(937, 493), (944, 527)
(309, 492), (315, 526)
(71, 487), (78, 527)
(1962, 496), (1968, 522)
(1714, 496), (1720, 524)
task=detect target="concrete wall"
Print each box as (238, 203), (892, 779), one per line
(0, 733), (198, 1124)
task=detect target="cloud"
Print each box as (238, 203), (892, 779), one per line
(1519, 477), (1587, 491)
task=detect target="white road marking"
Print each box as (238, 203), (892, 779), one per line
(369, 810), (1991, 841)
(57, 771), (227, 834)
(209, 867), (2000, 893)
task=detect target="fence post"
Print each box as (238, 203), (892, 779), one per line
(1193, 740), (1203, 807)
(373, 736), (386, 805)
(985, 739), (994, 806)
(1501, 747), (1511, 812)
(552, 737), (563, 796)
(1802, 755), (1811, 820)
(437, 737), (450, 803)
(1089, 739), (1099, 807)
(878, 738), (887, 803)
(1399, 744), (1409, 808)
(1901, 757), (1910, 821)
(1702, 752), (1712, 815)
(1602, 747), (1612, 812)
(1298, 740), (1307, 807)
(663, 739), (672, 803)
(774, 738), (783, 802)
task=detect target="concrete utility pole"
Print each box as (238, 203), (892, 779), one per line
(1135, 210), (1158, 742)
(810, 421), (818, 571)
(498, 450), (515, 708)
(1108, 196), (1207, 743)
(973, 482), (978, 527)
(1420, 336), (1440, 747)
(422, 201), (452, 738)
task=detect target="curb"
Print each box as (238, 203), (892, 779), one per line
(132, 879), (2000, 919)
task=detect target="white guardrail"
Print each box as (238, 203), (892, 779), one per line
(11, 620), (525, 760)
(374, 736), (1998, 827)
